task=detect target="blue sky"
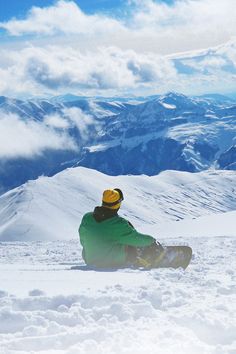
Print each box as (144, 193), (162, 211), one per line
(0, 0), (126, 21)
(0, 0), (235, 98)
(0, 1), (175, 21)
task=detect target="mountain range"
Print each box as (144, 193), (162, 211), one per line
(0, 92), (236, 194)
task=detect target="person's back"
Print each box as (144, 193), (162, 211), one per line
(79, 189), (158, 268)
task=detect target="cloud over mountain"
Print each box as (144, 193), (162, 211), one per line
(0, 111), (77, 159)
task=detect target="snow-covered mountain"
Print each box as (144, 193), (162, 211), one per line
(0, 95), (132, 193)
(78, 92), (236, 175)
(0, 166), (235, 241)
(1, 92), (236, 194)
(0, 95), (130, 120)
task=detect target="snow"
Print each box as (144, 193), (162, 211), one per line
(0, 167), (236, 242)
(160, 102), (176, 109)
(167, 120), (236, 155)
(0, 233), (236, 353)
(142, 210), (236, 239)
(87, 130), (167, 152)
(0, 167), (236, 353)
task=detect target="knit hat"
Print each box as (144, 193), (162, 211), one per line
(102, 188), (124, 210)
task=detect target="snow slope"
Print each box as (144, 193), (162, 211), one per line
(0, 230), (236, 353)
(0, 168), (236, 353)
(156, 210), (236, 239)
(0, 167), (236, 241)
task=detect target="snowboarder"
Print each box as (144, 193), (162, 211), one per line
(79, 188), (165, 269)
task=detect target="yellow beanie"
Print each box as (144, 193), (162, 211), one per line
(102, 189), (123, 210)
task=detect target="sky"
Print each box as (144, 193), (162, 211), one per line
(0, 0), (236, 98)
(0, 0), (129, 21)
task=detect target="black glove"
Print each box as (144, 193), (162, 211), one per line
(142, 241), (163, 261)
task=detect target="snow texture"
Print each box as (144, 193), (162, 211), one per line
(0, 167), (235, 353)
(0, 234), (236, 354)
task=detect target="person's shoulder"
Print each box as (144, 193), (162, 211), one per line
(81, 212), (93, 222)
(115, 216), (135, 230)
(113, 215), (130, 225)
(117, 215), (126, 221)
(84, 212), (93, 217)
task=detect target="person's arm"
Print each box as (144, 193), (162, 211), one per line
(117, 218), (155, 247)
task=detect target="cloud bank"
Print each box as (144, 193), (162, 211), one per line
(0, 42), (236, 97)
(0, 0), (236, 97)
(0, 111), (77, 159)
(1, 0), (236, 54)
(0, 45), (178, 96)
(0, 104), (100, 159)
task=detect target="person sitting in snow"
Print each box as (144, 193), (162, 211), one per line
(79, 188), (163, 268)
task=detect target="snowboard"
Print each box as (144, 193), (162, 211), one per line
(151, 245), (192, 270)
(70, 246), (192, 271)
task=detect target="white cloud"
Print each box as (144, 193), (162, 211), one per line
(129, 0), (236, 53)
(44, 107), (99, 141)
(63, 107), (97, 140)
(44, 114), (70, 128)
(0, 41), (235, 97)
(218, 40), (236, 67)
(0, 1), (235, 97)
(0, 45), (177, 96)
(182, 56), (228, 74)
(0, 0), (236, 54)
(0, 111), (77, 159)
(0, 0), (123, 37)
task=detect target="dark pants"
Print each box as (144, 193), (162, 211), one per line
(125, 242), (164, 268)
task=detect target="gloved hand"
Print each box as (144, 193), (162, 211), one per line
(140, 241), (164, 264)
(127, 242), (164, 268)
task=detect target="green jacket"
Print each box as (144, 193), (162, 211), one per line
(79, 210), (155, 268)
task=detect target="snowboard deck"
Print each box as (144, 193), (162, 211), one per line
(151, 245), (192, 270)
(71, 246), (192, 271)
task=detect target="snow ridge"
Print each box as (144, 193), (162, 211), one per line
(0, 167), (236, 241)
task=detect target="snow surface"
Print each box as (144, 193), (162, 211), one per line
(0, 167), (236, 242)
(0, 167), (236, 353)
(0, 233), (236, 354)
